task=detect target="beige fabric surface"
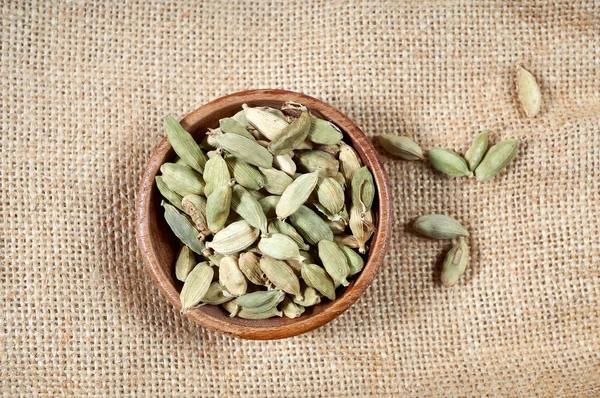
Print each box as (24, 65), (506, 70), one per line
(2, 1), (600, 396)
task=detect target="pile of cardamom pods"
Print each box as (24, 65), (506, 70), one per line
(156, 102), (376, 319)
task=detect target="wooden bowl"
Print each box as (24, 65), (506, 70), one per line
(136, 89), (392, 339)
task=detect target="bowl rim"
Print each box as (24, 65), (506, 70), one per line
(136, 89), (392, 339)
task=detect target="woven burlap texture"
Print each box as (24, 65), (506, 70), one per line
(2, 1), (600, 396)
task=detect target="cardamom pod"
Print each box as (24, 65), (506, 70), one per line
(315, 144), (340, 157)
(230, 185), (268, 234)
(219, 256), (248, 296)
(258, 195), (280, 218)
(268, 110), (311, 155)
(296, 138), (314, 150)
(222, 300), (283, 319)
(216, 133), (273, 168)
(231, 109), (252, 130)
(317, 177), (345, 215)
(175, 245), (196, 282)
(333, 172), (346, 189)
(164, 116), (208, 173)
(219, 117), (255, 140)
(202, 248), (224, 267)
(289, 205), (334, 245)
(238, 251), (270, 286)
(464, 130), (489, 171)
(205, 220), (259, 254)
(295, 150), (339, 177)
(349, 207), (375, 254)
(225, 156), (264, 191)
(378, 134), (424, 160)
(327, 219), (346, 235)
(247, 189), (265, 201)
(428, 148), (472, 177)
(280, 296), (306, 318)
(301, 263), (336, 300)
(339, 141), (362, 185)
(413, 214), (469, 239)
(338, 244), (364, 276)
(162, 202), (205, 254)
(333, 234), (360, 249)
(206, 179), (234, 233)
(276, 171), (319, 219)
(203, 152), (230, 197)
(181, 194), (210, 239)
(201, 281), (234, 305)
(259, 256), (302, 300)
(475, 139), (519, 181)
(243, 104), (289, 140)
(318, 240), (350, 287)
(160, 163), (206, 196)
(516, 65), (541, 117)
(156, 176), (185, 212)
(235, 290), (285, 314)
(202, 132), (218, 150)
(441, 238), (470, 287)
(351, 166), (375, 213)
(292, 285), (321, 306)
(272, 152), (297, 176)
(267, 219), (309, 250)
(314, 202), (349, 224)
(259, 167), (293, 195)
(258, 233), (303, 262)
(308, 117), (343, 145)
(180, 263), (213, 312)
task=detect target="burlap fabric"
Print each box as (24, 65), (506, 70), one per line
(2, 1), (599, 396)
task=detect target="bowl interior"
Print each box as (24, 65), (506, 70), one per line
(138, 90), (391, 339)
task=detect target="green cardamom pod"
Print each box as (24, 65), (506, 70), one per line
(155, 176), (185, 212)
(315, 144), (340, 157)
(289, 205), (334, 246)
(247, 189), (265, 201)
(338, 244), (364, 276)
(349, 207), (375, 254)
(206, 179), (234, 233)
(243, 104), (289, 140)
(276, 171), (319, 219)
(339, 142), (362, 185)
(268, 110), (311, 155)
(219, 117), (256, 140)
(308, 117), (343, 145)
(259, 256), (302, 300)
(203, 152), (230, 197)
(292, 285), (321, 307)
(428, 148), (472, 177)
(230, 185), (268, 234)
(378, 134), (424, 160)
(441, 238), (470, 287)
(259, 167), (293, 195)
(296, 138), (314, 150)
(258, 195), (280, 219)
(160, 163), (206, 196)
(235, 290), (285, 314)
(201, 281), (234, 305)
(327, 219), (346, 235)
(181, 194), (210, 239)
(216, 133), (273, 169)
(231, 109), (252, 130)
(175, 245), (196, 282)
(258, 233), (303, 262)
(180, 263), (213, 312)
(318, 240), (350, 287)
(164, 116), (208, 173)
(464, 130), (489, 171)
(219, 256), (248, 296)
(333, 234), (360, 249)
(205, 220), (259, 255)
(162, 202), (205, 254)
(272, 152), (297, 176)
(222, 300), (283, 319)
(413, 214), (469, 240)
(317, 177), (345, 215)
(295, 150), (339, 177)
(516, 65), (541, 118)
(475, 139), (519, 181)
(351, 166), (375, 213)
(301, 263), (336, 300)
(333, 172), (347, 189)
(267, 219), (309, 251)
(238, 251), (270, 287)
(280, 296), (306, 318)
(225, 156), (264, 191)
(314, 203), (349, 224)
(201, 248), (224, 267)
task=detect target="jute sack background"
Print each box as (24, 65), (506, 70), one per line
(1, 1), (599, 396)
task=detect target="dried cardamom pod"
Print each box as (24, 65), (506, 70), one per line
(333, 172), (346, 189)
(231, 109), (252, 130)
(301, 263), (336, 300)
(219, 256), (247, 296)
(333, 234), (360, 249)
(464, 130), (489, 171)
(349, 207), (375, 254)
(164, 116), (208, 173)
(516, 65), (541, 117)
(155, 176), (185, 212)
(338, 244), (364, 276)
(267, 219), (309, 250)
(247, 189), (265, 201)
(327, 219), (346, 235)
(428, 148), (472, 178)
(160, 163), (206, 196)
(339, 142), (362, 185)
(238, 251), (270, 286)
(162, 202), (205, 254)
(314, 203), (349, 224)
(315, 144), (340, 157)
(272, 152), (297, 176)
(351, 166), (375, 213)
(308, 117), (343, 145)
(180, 263), (213, 312)
(216, 133), (273, 168)
(413, 214), (469, 240)
(287, 251), (314, 276)
(259, 256), (302, 300)
(259, 167), (293, 195)
(441, 238), (470, 287)
(230, 185), (268, 234)
(317, 177), (345, 215)
(289, 205), (334, 245)
(318, 240), (350, 287)
(201, 281), (234, 305)
(378, 135), (424, 160)
(235, 290), (285, 314)
(203, 152), (230, 197)
(205, 220), (260, 254)
(295, 150), (339, 177)
(206, 179), (234, 233)
(175, 245), (196, 282)
(258, 233), (303, 262)
(276, 171), (319, 219)
(181, 194), (210, 239)
(296, 138), (314, 150)
(201, 132), (218, 150)
(281, 296), (306, 318)
(219, 117), (256, 140)
(222, 300), (283, 319)
(268, 109), (311, 155)
(292, 285), (321, 306)
(258, 195), (280, 218)
(202, 248), (224, 267)
(243, 104), (289, 140)
(225, 156), (264, 191)
(475, 139), (519, 182)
